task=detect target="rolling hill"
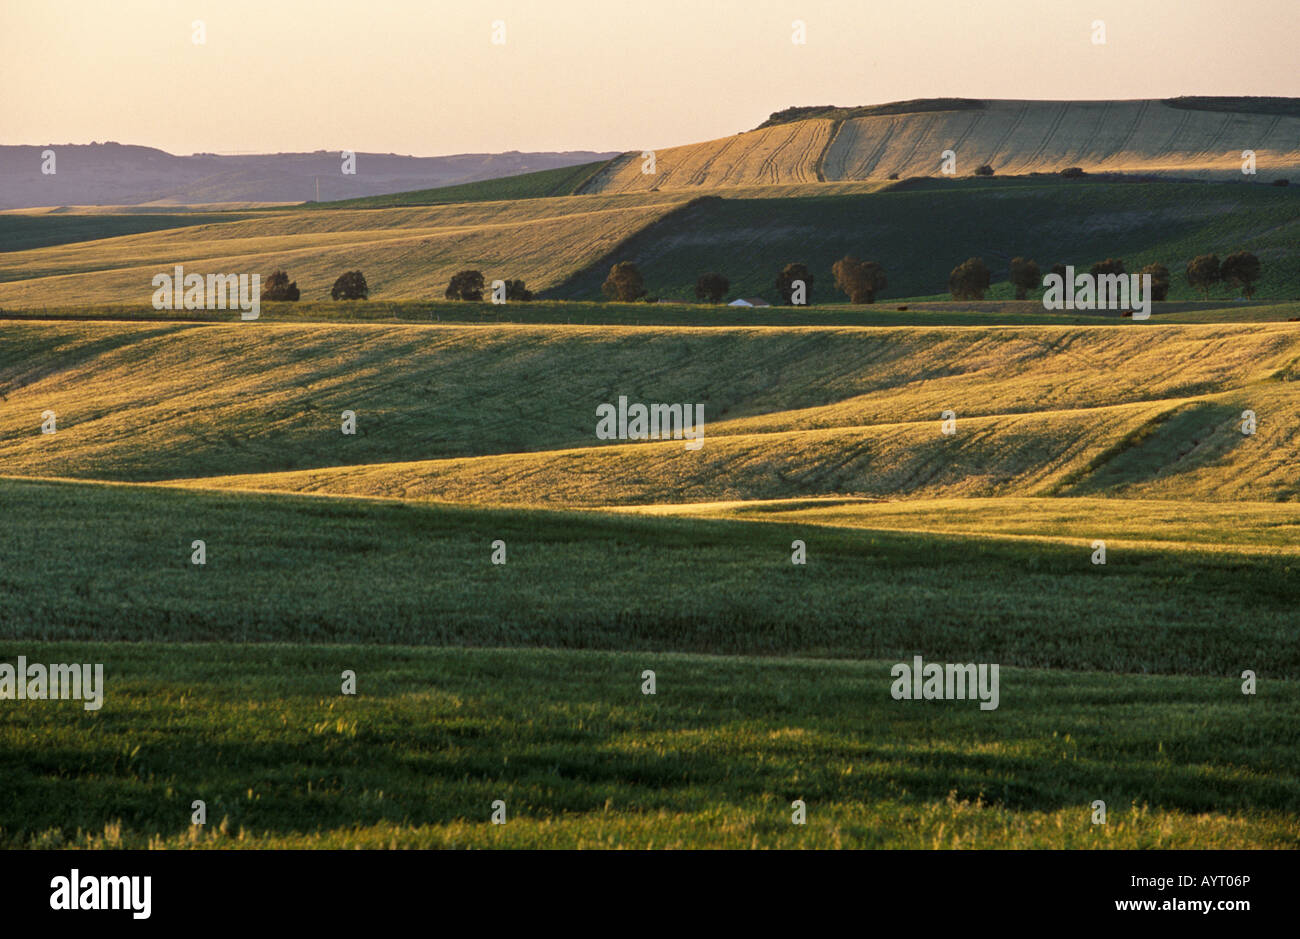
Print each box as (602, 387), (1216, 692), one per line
(582, 98), (1300, 193)
(0, 193), (699, 306)
(4, 318), (1297, 505)
(546, 177), (1300, 302)
(5, 309), (1299, 850)
(1, 176), (1295, 305)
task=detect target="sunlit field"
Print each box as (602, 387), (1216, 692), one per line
(1, 347), (1298, 848)
(2, 143), (1298, 850)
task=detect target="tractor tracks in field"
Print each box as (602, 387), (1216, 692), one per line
(1021, 101), (1073, 171)
(814, 119), (847, 181)
(983, 103), (1031, 172)
(945, 110), (986, 168)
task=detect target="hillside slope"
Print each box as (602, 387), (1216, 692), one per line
(0, 194), (696, 305)
(4, 176), (1295, 307)
(584, 98), (1300, 193)
(4, 320), (1297, 505)
(548, 178), (1300, 302)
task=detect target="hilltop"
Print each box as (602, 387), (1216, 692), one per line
(580, 97), (1300, 192)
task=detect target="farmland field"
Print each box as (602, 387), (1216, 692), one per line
(2, 93), (1299, 855)
(1, 303), (1298, 849)
(0, 193), (699, 306)
(4, 641), (1296, 849)
(548, 178), (1300, 301)
(584, 99), (1300, 193)
(3, 176), (1295, 307)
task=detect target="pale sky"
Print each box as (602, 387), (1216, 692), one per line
(1, 0), (1296, 156)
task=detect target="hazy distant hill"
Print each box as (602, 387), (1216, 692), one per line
(0, 144), (619, 209)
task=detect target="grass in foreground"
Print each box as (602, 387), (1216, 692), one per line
(3, 478), (1299, 676)
(1, 644), (1295, 849)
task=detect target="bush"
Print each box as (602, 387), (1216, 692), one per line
(1089, 258), (1126, 277)
(1060, 167), (1087, 178)
(695, 272), (730, 304)
(776, 263), (814, 305)
(1008, 257), (1040, 300)
(1139, 263), (1171, 301)
(262, 269), (300, 302)
(1221, 251), (1261, 299)
(948, 257), (990, 301)
(503, 279), (533, 301)
(330, 270), (368, 301)
(831, 256), (887, 304)
(602, 261), (646, 302)
(444, 270), (486, 301)
(974, 164), (995, 177)
(1185, 254), (1221, 299)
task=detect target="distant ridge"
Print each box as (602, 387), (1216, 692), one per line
(0, 144), (620, 210)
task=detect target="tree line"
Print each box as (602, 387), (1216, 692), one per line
(599, 251), (1264, 305)
(257, 251), (1263, 305)
(255, 268), (536, 302)
(952, 252), (1261, 301)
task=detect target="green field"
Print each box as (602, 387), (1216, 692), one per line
(310, 160), (614, 209)
(4, 479), (1300, 675)
(0, 211), (256, 253)
(4, 642), (1295, 849)
(1, 478), (1297, 848)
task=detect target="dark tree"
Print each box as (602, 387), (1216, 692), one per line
(831, 256), (887, 303)
(503, 279), (533, 301)
(330, 270), (368, 300)
(776, 263), (814, 305)
(601, 261), (646, 302)
(948, 257), (991, 301)
(1050, 263), (1068, 282)
(1139, 263), (1171, 301)
(1185, 254), (1221, 299)
(1220, 251), (1261, 299)
(1089, 258), (1126, 277)
(263, 269), (300, 301)
(1008, 257), (1041, 300)
(445, 269), (486, 301)
(1059, 167), (1087, 178)
(974, 164), (995, 177)
(695, 272), (730, 303)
